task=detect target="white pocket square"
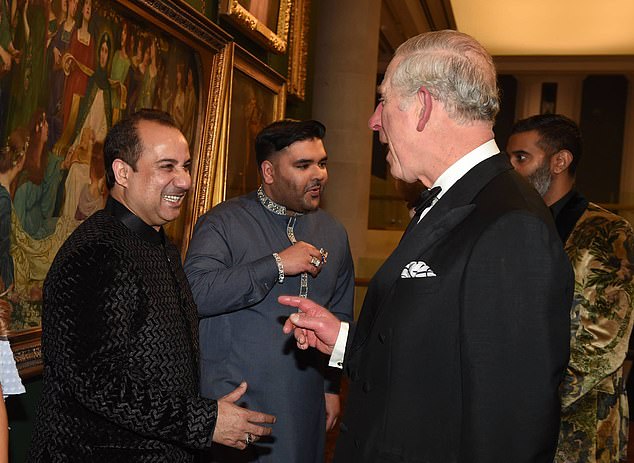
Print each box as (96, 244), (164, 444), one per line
(401, 261), (437, 278)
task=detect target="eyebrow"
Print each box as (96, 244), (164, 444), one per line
(294, 155), (328, 164)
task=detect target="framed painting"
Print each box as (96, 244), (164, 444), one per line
(219, 44), (286, 202)
(0, 0), (232, 377)
(287, 0), (310, 100)
(219, 0), (292, 54)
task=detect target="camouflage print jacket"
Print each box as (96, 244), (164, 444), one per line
(556, 202), (634, 463)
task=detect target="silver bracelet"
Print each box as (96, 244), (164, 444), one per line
(272, 253), (284, 284)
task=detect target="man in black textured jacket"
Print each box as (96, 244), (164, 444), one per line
(28, 109), (275, 462)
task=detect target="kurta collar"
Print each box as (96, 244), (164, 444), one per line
(105, 196), (165, 245)
(257, 186), (304, 217)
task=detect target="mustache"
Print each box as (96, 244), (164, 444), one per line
(304, 181), (322, 192)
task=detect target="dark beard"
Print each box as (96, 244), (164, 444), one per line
(527, 160), (552, 197)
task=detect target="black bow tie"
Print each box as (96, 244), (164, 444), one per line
(414, 186), (442, 215)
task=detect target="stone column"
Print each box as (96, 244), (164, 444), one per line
(311, 0), (381, 264)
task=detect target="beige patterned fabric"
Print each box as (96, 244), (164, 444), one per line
(556, 203), (634, 463)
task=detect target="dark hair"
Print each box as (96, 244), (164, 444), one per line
(510, 114), (583, 175)
(104, 109), (179, 189)
(255, 119), (326, 168)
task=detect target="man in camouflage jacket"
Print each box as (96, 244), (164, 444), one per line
(507, 113), (634, 463)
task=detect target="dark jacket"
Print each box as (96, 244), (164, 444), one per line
(28, 198), (216, 462)
(335, 154), (573, 463)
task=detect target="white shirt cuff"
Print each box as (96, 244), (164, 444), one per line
(328, 321), (349, 369)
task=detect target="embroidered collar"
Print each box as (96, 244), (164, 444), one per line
(105, 196), (164, 245)
(257, 186), (303, 217)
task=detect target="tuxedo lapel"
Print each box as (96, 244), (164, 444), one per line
(348, 154), (513, 357)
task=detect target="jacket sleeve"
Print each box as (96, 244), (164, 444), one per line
(459, 212), (572, 462)
(42, 241), (217, 449)
(323, 233), (355, 393)
(184, 212), (279, 316)
(560, 214), (634, 408)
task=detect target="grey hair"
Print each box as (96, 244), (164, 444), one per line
(391, 30), (499, 124)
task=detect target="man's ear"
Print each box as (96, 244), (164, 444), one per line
(416, 86), (432, 132)
(112, 158), (130, 187)
(551, 150), (573, 175)
(261, 160), (274, 185)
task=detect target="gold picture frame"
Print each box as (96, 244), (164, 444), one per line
(287, 0), (310, 100)
(217, 44), (286, 203)
(4, 0), (232, 377)
(219, 0), (292, 54)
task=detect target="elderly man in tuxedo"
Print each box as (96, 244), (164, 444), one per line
(280, 30), (573, 463)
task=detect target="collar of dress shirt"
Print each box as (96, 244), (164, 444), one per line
(417, 139), (499, 222)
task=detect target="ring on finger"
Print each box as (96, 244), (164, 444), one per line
(245, 432), (253, 445)
(319, 248), (328, 264)
(310, 256), (321, 267)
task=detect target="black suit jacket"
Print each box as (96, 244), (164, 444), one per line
(335, 155), (572, 463)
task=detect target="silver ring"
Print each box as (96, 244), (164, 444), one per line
(310, 256), (321, 267)
(245, 432), (253, 445)
(319, 248), (328, 264)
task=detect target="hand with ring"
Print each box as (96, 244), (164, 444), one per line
(245, 432), (255, 445)
(276, 241), (326, 277)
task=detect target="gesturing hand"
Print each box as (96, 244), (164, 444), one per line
(213, 382), (276, 450)
(279, 295), (341, 355)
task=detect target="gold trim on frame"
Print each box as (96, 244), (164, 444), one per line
(219, 0), (292, 54)
(213, 44), (287, 204)
(287, 0), (310, 100)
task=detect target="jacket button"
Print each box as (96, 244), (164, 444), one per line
(378, 332), (386, 343)
(350, 370), (360, 382)
(362, 381), (372, 393)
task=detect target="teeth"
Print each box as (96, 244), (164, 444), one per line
(163, 194), (183, 203)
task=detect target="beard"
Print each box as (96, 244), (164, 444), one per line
(527, 160), (553, 197)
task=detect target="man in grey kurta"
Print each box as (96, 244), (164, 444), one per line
(184, 119), (354, 462)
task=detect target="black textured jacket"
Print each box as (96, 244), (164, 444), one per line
(28, 197), (217, 462)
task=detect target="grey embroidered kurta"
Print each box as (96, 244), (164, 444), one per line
(184, 191), (354, 463)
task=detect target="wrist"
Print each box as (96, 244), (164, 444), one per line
(272, 253), (284, 284)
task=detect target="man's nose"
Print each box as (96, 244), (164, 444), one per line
(175, 168), (192, 191)
(368, 103), (383, 131)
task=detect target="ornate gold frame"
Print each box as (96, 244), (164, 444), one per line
(9, 0), (232, 378)
(219, 0), (292, 54)
(287, 0), (310, 100)
(213, 44), (287, 204)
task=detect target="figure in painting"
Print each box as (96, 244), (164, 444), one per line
(59, 0), (93, 143)
(182, 65), (197, 145)
(5, 0), (49, 137)
(171, 62), (185, 130)
(0, 0), (21, 139)
(13, 110), (64, 239)
(69, 31), (112, 149)
(135, 36), (157, 111)
(0, 128), (27, 291)
(109, 21), (130, 124)
(45, 0), (76, 151)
